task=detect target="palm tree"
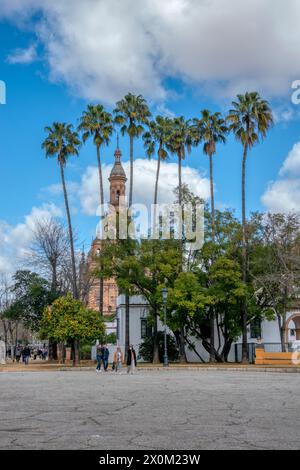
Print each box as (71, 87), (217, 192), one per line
(78, 104), (114, 315)
(167, 117), (192, 207)
(114, 93), (151, 207)
(114, 93), (151, 359)
(166, 117), (193, 363)
(42, 122), (81, 300)
(227, 92), (273, 362)
(78, 104), (114, 206)
(193, 110), (227, 363)
(142, 116), (172, 363)
(143, 115), (172, 224)
(193, 110), (227, 240)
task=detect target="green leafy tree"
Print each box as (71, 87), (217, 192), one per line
(114, 93), (151, 206)
(98, 237), (181, 363)
(42, 122), (81, 299)
(9, 270), (56, 332)
(192, 111), (227, 362)
(227, 92), (273, 362)
(249, 212), (300, 351)
(40, 293), (105, 366)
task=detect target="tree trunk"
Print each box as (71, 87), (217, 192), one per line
(178, 327), (187, 363)
(208, 153), (216, 362)
(129, 135), (134, 207)
(51, 261), (57, 293)
(59, 160), (78, 299)
(152, 149), (161, 236)
(178, 151), (183, 266)
(278, 311), (287, 352)
(125, 293), (130, 361)
(152, 310), (160, 364)
(72, 339), (80, 367)
(48, 341), (58, 361)
(96, 145), (104, 317)
(209, 153), (215, 240)
(96, 144), (104, 206)
(209, 306), (216, 362)
(241, 144), (248, 363)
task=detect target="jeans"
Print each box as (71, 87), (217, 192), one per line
(24, 356), (29, 365)
(103, 358), (108, 370)
(96, 355), (102, 370)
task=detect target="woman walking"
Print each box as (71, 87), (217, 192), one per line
(113, 347), (123, 374)
(126, 345), (137, 374)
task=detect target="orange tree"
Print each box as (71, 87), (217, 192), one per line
(40, 293), (105, 366)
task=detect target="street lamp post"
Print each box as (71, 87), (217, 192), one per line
(162, 287), (169, 367)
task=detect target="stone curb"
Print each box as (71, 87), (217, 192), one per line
(1, 366), (300, 373)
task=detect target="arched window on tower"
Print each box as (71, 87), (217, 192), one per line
(116, 190), (120, 202)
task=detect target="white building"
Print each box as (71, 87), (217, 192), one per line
(116, 294), (300, 363)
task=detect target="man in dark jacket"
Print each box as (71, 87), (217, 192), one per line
(22, 345), (31, 365)
(102, 344), (109, 371)
(96, 343), (103, 373)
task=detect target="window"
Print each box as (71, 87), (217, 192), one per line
(290, 328), (295, 337)
(141, 319), (152, 339)
(250, 318), (261, 339)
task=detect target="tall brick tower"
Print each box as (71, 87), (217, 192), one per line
(85, 144), (127, 315)
(109, 145), (127, 209)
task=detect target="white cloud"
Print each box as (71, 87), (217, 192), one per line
(78, 158), (210, 216)
(262, 142), (300, 213)
(279, 142), (300, 177)
(0, 203), (62, 276)
(7, 44), (37, 64)
(2, 0), (300, 102)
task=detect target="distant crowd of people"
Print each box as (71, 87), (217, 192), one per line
(14, 344), (48, 364)
(96, 344), (137, 374)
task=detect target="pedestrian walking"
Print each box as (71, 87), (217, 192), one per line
(22, 345), (31, 365)
(113, 347), (123, 374)
(96, 343), (103, 372)
(102, 344), (109, 371)
(15, 345), (22, 363)
(126, 345), (137, 374)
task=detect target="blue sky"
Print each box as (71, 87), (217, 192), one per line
(1, 0), (300, 273)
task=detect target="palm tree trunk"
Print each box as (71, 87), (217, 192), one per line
(241, 144), (248, 363)
(59, 160), (78, 299)
(209, 152), (216, 362)
(125, 293), (130, 360)
(178, 151), (182, 206)
(154, 149), (161, 206)
(152, 149), (161, 236)
(209, 153), (215, 240)
(96, 145), (104, 205)
(96, 144), (104, 317)
(178, 151), (184, 267)
(129, 135), (134, 207)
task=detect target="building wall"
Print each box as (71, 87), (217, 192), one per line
(116, 294), (300, 362)
(86, 238), (119, 316)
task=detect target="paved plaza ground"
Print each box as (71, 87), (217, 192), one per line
(0, 369), (299, 450)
